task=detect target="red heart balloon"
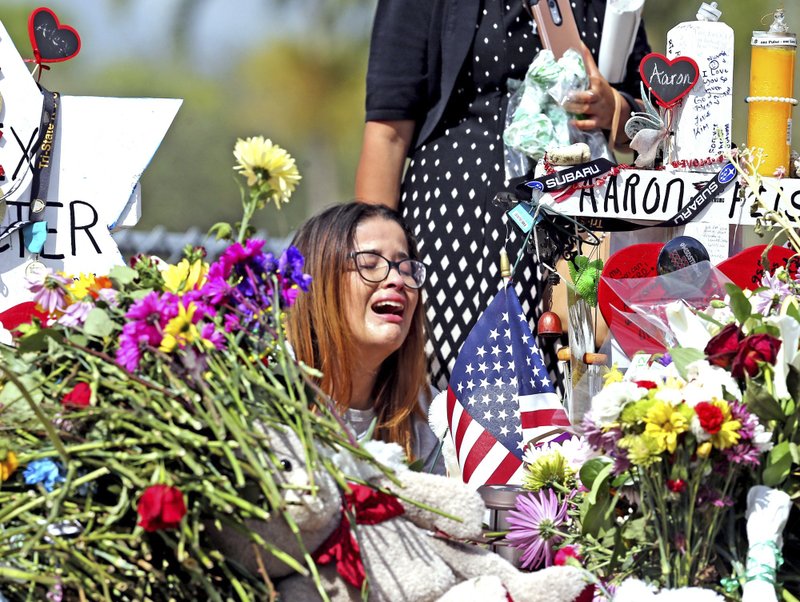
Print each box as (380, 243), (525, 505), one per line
(598, 244), (798, 359)
(0, 302), (46, 333)
(597, 243), (665, 359)
(28, 7), (81, 64)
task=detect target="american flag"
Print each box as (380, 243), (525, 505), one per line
(447, 285), (571, 488)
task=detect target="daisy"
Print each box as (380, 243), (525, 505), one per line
(505, 489), (569, 569)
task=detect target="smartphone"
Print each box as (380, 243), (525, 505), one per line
(529, 0), (583, 60)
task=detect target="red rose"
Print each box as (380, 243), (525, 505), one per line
(137, 485), (187, 532)
(666, 478), (687, 493)
(694, 401), (724, 435)
(61, 382), (91, 408)
(731, 333), (781, 379)
(704, 323), (742, 369)
(633, 380), (658, 390)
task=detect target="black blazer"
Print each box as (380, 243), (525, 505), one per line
(365, 0), (650, 152)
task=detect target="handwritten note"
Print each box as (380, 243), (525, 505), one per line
(682, 222), (729, 264)
(667, 20), (734, 171)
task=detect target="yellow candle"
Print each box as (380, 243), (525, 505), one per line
(746, 13), (796, 176)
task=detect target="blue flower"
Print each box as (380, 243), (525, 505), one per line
(23, 459), (65, 492)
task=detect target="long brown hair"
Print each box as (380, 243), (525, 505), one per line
(287, 202), (429, 458)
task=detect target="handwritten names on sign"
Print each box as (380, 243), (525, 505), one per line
(543, 168), (800, 227)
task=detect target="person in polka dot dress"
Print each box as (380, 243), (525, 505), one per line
(355, 0), (651, 391)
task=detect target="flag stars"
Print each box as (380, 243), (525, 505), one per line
(505, 344), (513, 355)
(476, 346), (487, 358)
(497, 408), (508, 421)
(506, 360), (515, 372)
(489, 329), (500, 341)
(532, 365), (541, 376)
(465, 363), (475, 375)
(493, 360), (503, 372)
(480, 378), (490, 389)
(496, 393), (507, 405)
(502, 312), (509, 323)
(494, 377), (505, 388)
(499, 425), (509, 436)
(483, 410), (494, 421)
(504, 329), (511, 340)
(478, 362), (488, 373)
(509, 376), (518, 388)
(467, 379), (476, 391)
(482, 393), (492, 404)
(521, 333), (530, 345)
(468, 396), (479, 406)
(491, 345), (501, 356)
(518, 312), (526, 322)
(540, 376), (551, 387)
(457, 382), (464, 393)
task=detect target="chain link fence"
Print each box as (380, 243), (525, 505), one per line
(112, 227), (295, 263)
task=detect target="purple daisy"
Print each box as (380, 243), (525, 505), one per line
(26, 270), (70, 315)
(505, 489), (569, 569)
(57, 301), (93, 328)
(752, 272), (792, 316)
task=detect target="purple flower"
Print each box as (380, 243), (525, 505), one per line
(505, 489), (569, 569)
(722, 443), (761, 466)
(26, 271), (70, 315)
(753, 272), (792, 316)
(57, 301), (93, 328)
(201, 323), (226, 350)
(656, 352), (673, 367)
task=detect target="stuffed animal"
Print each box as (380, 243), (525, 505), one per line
(212, 427), (588, 602)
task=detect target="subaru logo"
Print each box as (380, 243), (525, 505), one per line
(526, 180), (544, 191)
(718, 163), (736, 185)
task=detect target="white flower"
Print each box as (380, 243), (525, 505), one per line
(665, 300), (715, 349)
(523, 436), (596, 471)
(753, 424), (774, 453)
(682, 360), (742, 406)
(652, 386), (684, 407)
(590, 381), (648, 425)
(690, 414), (712, 442)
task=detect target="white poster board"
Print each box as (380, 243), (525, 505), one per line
(0, 21), (181, 312)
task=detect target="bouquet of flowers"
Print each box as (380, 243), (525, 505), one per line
(0, 138), (376, 601)
(580, 357), (770, 589)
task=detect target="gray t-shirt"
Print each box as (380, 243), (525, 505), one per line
(343, 388), (445, 475)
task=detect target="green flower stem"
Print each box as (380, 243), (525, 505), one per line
(0, 365), (69, 462)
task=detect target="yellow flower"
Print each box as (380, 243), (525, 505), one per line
(159, 302), (200, 353)
(697, 441), (713, 458)
(66, 273), (113, 301)
(603, 364), (624, 385)
(1, 450), (19, 481)
(233, 136), (301, 208)
(619, 434), (662, 467)
(708, 400), (741, 450)
(163, 259), (208, 294)
(643, 401), (688, 454)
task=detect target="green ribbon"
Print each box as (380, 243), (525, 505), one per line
(745, 541), (784, 585)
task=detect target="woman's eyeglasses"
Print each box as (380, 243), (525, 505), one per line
(349, 251), (427, 289)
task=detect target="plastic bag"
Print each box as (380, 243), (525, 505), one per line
(601, 261), (732, 350)
(503, 48), (612, 180)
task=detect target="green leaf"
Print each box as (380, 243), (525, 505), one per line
(109, 265), (138, 287)
(790, 442), (800, 465)
(208, 221), (233, 241)
(581, 495), (611, 537)
(83, 308), (115, 338)
(763, 441), (793, 487)
(787, 365), (800, 403)
(17, 328), (63, 352)
(668, 347), (706, 379)
(726, 283), (753, 324)
(579, 457), (612, 489)
(745, 379), (787, 422)
(587, 462), (614, 505)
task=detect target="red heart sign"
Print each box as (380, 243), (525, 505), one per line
(598, 244), (799, 359)
(0, 301), (46, 333)
(28, 7), (81, 64)
(639, 53), (699, 108)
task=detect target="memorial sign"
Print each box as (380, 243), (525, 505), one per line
(0, 18), (182, 313)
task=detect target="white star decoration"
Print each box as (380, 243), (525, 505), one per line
(0, 21), (181, 311)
